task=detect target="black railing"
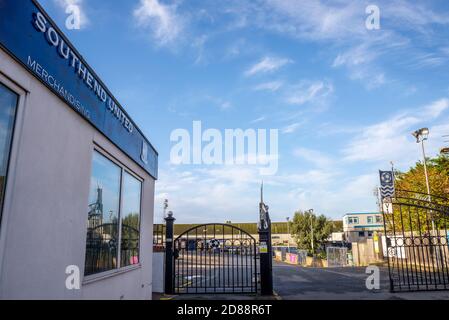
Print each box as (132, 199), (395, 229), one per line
(173, 223), (258, 294)
(383, 192), (449, 292)
(153, 224), (166, 247)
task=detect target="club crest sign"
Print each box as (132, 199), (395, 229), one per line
(379, 170), (395, 200)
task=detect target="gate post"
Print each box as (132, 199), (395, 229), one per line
(258, 224), (273, 295)
(258, 185), (273, 296)
(164, 211), (175, 295)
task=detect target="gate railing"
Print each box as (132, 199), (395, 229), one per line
(153, 223), (165, 252)
(170, 222), (258, 294)
(382, 191), (449, 292)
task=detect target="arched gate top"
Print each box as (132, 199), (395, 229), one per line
(174, 223), (257, 242)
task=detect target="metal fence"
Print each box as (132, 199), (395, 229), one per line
(382, 190), (449, 292)
(297, 250), (308, 266)
(327, 247), (348, 267)
(153, 224), (165, 251)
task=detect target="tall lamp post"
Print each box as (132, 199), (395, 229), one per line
(412, 128), (442, 266)
(412, 128), (431, 200)
(412, 128), (438, 237)
(286, 217), (290, 253)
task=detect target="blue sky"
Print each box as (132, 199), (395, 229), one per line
(39, 0), (449, 223)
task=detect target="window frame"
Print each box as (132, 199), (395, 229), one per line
(119, 168), (143, 268)
(0, 78), (22, 230)
(83, 147), (144, 282)
(348, 217), (359, 224)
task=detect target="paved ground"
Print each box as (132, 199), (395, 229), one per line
(273, 261), (449, 300)
(153, 260), (449, 300)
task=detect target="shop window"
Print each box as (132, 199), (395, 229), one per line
(358, 231), (365, 237)
(0, 83), (18, 219)
(84, 151), (142, 276)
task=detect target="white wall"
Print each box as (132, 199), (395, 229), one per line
(0, 48), (155, 300)
(152, 252), (165, 293)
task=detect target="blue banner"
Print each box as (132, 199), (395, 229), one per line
(379, 170), (394, 200)
(0, 0), (158, 179)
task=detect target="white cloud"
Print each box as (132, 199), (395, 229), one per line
(220, 101), (232, 110)
(253, 81), (283, 92)
(423, 98), (449, 118)
(232, 0), (449, 87)
(281, 122), (302, 134)
(332, 45), (377, 68)
(343, 98), (449, 164)
(294, 147), (333, 168)
(286, 80), (334, 106)
(156, 138), (399, 221)
(154, 166), (263, 223)
(259, 0), (364, 41)
(386, 0), (449, 31)
(250, 116), (266, 124)
(244, 56), (292, 77)
(134, 0), (183, 46)
(154, 164), (351, 223)
(54, 0), (89, 28)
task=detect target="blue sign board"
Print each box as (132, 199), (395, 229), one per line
(0, 0), (158, 179)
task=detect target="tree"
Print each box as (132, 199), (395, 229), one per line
(395, 154), (449, 200)
(332, 220), (343, 232)
(289, 210), (334, 256)
(387, 154), (449, 233)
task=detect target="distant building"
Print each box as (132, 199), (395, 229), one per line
(328, 232), (345, 243)
(343, 213), (383, 242)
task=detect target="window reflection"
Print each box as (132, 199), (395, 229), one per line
(121, 172), (141, 267)
(85, 151), (121, 276)
(0, 83), (18, 216)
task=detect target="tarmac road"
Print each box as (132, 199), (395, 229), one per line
(273, 261), (449, 300)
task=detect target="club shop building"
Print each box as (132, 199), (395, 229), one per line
(0, 1), (158, 299)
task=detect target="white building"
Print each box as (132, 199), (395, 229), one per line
(343, 213), (383, 243)
(0, 1), (157, 299)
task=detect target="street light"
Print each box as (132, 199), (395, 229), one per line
(286, 217), (290, 253)
(412, 128), (438, 245)
(411, 128), (431, 200)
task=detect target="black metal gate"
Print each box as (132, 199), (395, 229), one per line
(173, 223), (258, 294)
(382, 190), (449, 292)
